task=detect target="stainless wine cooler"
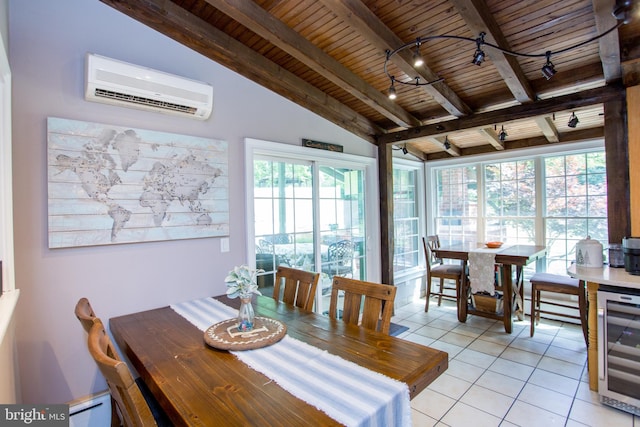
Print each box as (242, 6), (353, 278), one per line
(597, 285), (640, 416)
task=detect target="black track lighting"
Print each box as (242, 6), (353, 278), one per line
(443, 137), (451, 150)
(471, 49), (485, 66)
(413, 41), (424, 67)
(541, 51), (556, 80)
(392, 144), (409, 154)
(498, 126), (507, 142)
(613, 0), (633, 24)
(568, 112), (579, 128)
(388, 76), (397, 100)
(383, 3), (629, 101)
(471, 33), (486, 66)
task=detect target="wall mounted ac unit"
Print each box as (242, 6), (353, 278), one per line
(85, 53), (213, 120)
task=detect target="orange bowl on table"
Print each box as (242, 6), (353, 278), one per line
(485, 241), (503, 248)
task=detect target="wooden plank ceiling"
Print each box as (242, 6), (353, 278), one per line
(101, 0), (640, 160)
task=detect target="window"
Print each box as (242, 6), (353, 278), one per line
(484, 159), (536, 244)
(428, 142), (607, 273)
(393, 168), (419, 272)
(434, 165), (477, 245)
(544, 152), (608, 274)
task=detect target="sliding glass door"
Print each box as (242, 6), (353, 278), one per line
(254, 158), (315, 288)
(247, 139), (376, 314)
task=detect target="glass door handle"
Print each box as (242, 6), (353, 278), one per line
(597, 307), (605, 382)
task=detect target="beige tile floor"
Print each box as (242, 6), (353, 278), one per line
(391, 297), (638, 427)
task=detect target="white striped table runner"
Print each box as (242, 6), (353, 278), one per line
(170, 297), (412, 427)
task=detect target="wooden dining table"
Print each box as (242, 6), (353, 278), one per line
(432, 243), (547, 333)
(109, 295), (448, 426)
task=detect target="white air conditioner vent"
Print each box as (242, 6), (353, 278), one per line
(94, 88), (198, 115)
(85, 53), (213, 120)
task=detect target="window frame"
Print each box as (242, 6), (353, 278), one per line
(244, 138), (381, 283)
(392, 157), (426, 278)
(426, 139), (605, 272)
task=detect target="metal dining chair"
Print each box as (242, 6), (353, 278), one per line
(322, 240), (355, 278)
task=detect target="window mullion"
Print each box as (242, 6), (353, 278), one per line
(477, 162), (485, 242)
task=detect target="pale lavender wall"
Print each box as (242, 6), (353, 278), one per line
(9, 0), (374, 404)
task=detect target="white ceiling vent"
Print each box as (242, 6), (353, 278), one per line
(85, 53), (213, 120)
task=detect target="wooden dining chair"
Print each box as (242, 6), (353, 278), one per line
(329, 276), (397, 335)
(529, 273), (588, 345)
(75, 297), (99, 333)
(423, 236), (465, 312)
(75, 297), (123, 427)
(87, 319), (159, 427)
(273, 266), (320, 311)
(76, 298), (171, 427)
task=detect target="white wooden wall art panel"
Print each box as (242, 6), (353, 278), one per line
(47, 117), (228, 248)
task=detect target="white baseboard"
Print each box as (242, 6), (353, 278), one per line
(68, 391), (112, 427)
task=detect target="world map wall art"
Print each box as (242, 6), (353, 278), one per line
(47, 117), (229, 248)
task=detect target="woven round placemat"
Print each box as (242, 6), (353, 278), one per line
(204, 317), (287, 351)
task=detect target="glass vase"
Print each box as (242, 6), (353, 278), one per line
(237, 296), (255, 332)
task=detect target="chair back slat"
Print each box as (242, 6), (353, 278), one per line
(329, 276), (396, 334)
(273, 266), (320, 311)
(422, 238), (433, 275)
(426, 235), (442, 265)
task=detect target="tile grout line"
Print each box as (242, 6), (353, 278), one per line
(405, 298), (597, 425)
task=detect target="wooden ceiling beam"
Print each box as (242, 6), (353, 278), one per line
(378, 84), (621, 145)
(450, 0), (535, 103)
(424, 127), (605, 160)
(620, 28), (640, 85)
(534, 116), (560, 143)
(204, 0), (421, 129)
(427, 137), (462, 156)
(592, 0), (622, 82)
(477, 127), (506, 150)
(317, 0), (472, 117)
(99, 0), (381, 143)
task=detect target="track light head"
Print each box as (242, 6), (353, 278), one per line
(498, 126), (507, 142)
(443, 137), (451, 150)
(471, 32), (486, 66)
(541, 62), (556, 79)
(388, 76), (397, 100)
(568, 112), (579, 128)
(402, 145), (408, 155)
(613, 0), (633, 24)
(541, 51), (556, 80)
(413, 41), (424, 67)
(471, 49), (485, 66)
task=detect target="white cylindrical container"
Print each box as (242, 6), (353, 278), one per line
(575, 236), (604, 268)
